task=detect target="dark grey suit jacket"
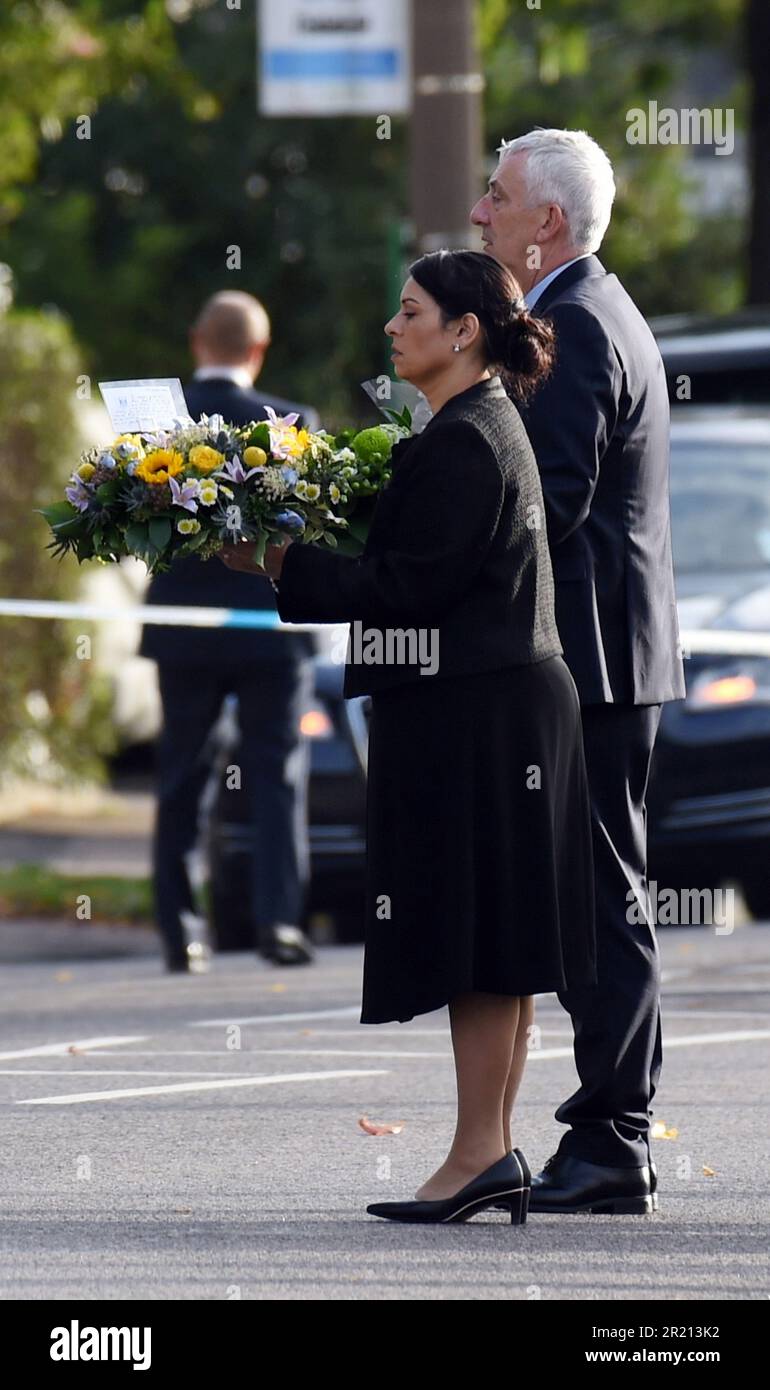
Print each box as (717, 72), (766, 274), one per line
(517, 255), (685, 706)
(274, 375), (564, 697)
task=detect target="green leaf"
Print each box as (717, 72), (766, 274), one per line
(149, 517), (172, 550)
(346, 503), (375, 544)
(96, 480), (121, 502)
(251, 531), (268, 569)
(325, 531), (364, 558)
(38, 501), (79, 526)
(125, 522), (150, 555)
(383, 405), (412, 431)
(246, 422), (271, 452)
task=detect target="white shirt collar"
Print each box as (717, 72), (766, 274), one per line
(524, 254), (592, 309)
(192, 364), (254, 389)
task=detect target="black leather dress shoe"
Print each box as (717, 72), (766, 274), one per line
(528, 1153), (655, 1214)
(257, 924), (314, 966)
(367, 1151), (529, 1224)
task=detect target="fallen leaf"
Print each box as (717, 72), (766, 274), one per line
(651, 1121), (679, 1140)
(703, 1165), (716, 1177)
(67, 1045), (86, 1055)
(55, 970), (73, 983)
(358, 1114), (405, 1136)
(268, 983), (286, 993)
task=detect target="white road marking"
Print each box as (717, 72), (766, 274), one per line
(5, 1029), (769, 1097)
(189, 1006), (361, 1027)
(661, 1008), (770, 1018)
(661, 1029), (770, 1047)
(16, 1069), (388, 1106)
(1, 1069), (350, 1077)
(0, 1035), (148, 1061)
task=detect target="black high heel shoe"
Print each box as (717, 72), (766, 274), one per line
(493, 1147), (532, 1213)
(366, 1150), (530, 1224)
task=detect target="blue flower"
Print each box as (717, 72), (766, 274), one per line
(281, 466), (298, 486)
(98, 453), (117, 469)
(275, 510), (306, 532)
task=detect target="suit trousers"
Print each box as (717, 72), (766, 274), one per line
(553, 702), (663, 1168)
(151, 659), (314, 963)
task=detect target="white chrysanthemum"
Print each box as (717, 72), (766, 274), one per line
(294, 478), (309, 498)
(198, 482), (219, 506)
(259, 466), (290, 499)
(304, 483), (321, 502)
(177, 518), (201, 534)
(329, 483), (341, 504)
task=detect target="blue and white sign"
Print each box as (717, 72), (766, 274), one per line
(258, 0), (411, 116)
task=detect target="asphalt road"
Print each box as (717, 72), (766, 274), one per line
(0, 915), (768, 1301)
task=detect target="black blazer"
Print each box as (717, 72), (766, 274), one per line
(517, 255), (685, 707)
(274, 375), (563, 697)
(138, 376), (320, 668)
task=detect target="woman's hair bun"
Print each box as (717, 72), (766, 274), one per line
(490, 300), (556, 402)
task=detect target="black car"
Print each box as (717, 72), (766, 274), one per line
(647, 409), (770, 918)
(653, 309), (770, 406)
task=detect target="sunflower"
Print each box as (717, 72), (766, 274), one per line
(135, 449), (184, 485)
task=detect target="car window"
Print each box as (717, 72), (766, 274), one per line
(666, 369), (770, 406)
(669, 442), (770, 571)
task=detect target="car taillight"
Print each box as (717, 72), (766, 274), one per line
(301, 706), (334, 738)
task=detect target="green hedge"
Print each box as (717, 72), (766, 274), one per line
(0, 308), (115, 784)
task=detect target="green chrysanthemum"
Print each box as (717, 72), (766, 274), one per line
(350, 426), (396, 467)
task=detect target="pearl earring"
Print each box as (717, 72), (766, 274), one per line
(453, 344), (462, 353)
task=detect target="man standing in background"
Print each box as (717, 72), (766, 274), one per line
(140, 291), (320, 972)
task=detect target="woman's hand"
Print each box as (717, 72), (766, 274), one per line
(219, 536), (293, 578)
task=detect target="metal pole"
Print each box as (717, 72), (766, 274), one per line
(409, 0), (485, 255)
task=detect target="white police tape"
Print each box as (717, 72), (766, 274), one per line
(678, 628), (770, 659)
(0, 598), (325, 631)
(0, 601), (769, 658)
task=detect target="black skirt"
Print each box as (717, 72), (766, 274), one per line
(359, 656), (597, 1024)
